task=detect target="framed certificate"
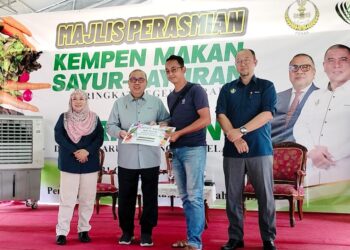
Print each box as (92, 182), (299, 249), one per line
(122, 123), (175, 147)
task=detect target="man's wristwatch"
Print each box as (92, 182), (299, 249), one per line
(239, 126), (248, 135)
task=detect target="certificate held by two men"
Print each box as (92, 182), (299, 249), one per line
(122, 123), (175, 147)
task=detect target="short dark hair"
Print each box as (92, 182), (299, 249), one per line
(247, 49), (256, 58)
(166, 55), (185, 67)
(237, 49), (256, 60)
(324, 44), (350, 59)
(290, 53), (315, 66)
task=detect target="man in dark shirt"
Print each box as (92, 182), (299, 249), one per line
(216, 49), (277, 250)
(166, 55), (211, 250)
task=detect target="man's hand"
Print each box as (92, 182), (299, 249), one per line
(118, 130), (128, 139)
(158, 121), (168, 127)
(308, 145), (335, 169)
(149, 121), (157, 126)
(169, 131), (181, 142)
(226, 128), (243, 143)
(234, 138), (249, 154)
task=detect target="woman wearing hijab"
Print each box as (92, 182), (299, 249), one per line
(54, 89), (104, 245)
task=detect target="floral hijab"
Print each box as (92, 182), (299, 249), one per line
(63, 89), (97, 143)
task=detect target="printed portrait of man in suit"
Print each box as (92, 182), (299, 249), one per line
(271, 53), (319, 144)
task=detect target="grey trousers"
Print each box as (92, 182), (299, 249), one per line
(223, 156), (276, 241)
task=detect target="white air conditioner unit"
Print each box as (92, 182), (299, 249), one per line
(0, 115), (44, 170)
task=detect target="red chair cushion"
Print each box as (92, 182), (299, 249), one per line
(274, 184), (304, 196)
(97, 183), (117, 193)
(244, 183), (304, 197)
(273, 147), (304, 181)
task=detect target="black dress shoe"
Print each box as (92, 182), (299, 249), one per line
(221, 239), (244, 250)
(263, 240), (276, 250)
(56, 235), (66, 245)
(78, 231), (91, 243)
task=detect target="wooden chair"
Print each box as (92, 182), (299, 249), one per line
(159, 150), (175, 207)
(243, 141), (307, 227)
(95, 148), (118, 220)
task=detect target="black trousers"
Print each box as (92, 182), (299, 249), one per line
(118, 166), (159, 235)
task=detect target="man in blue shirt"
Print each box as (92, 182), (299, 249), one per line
(166, 55), (211, 250)
(216, 49), (277, 250)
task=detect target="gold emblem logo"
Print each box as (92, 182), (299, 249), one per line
(285, 0), (320, 31)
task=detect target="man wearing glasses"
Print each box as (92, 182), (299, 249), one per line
(107, 69), (170, 246)
(165, 55), (211, 250)
(294, 44), (350, 186)
(271, 53), (319, 144)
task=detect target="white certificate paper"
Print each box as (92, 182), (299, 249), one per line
(122, 123), (175, 147)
